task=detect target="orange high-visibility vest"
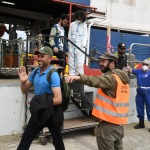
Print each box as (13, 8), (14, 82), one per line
(92, 74), (129, 125)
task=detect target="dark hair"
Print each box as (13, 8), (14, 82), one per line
(37, 31), (42, 35)
(108, 59), (119, 69)
(74, 10), (86, 22)
(59, 14), (69, 21)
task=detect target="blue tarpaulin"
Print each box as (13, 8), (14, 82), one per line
(65, 0), (90, 6)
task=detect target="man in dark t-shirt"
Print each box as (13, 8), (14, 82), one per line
(115, 42), (127, 70)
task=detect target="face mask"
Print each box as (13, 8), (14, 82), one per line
(142, 65), (149, 71)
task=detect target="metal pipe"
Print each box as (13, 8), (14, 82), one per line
(0, 38), (2, 68)
(86, 21), (93, 65)
(25, 31), (29, 70)
(106, 26), (111, 52)
(69, 3), (72, 27)
(43, 34), (99, 63)
(129, 43), (150, 63)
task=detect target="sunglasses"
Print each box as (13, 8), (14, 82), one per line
(142, 63), (149, 66)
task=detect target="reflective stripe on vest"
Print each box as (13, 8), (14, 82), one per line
(92, 74), (129, 125)
(93, 104), (128, 118)
(96, 93), (129, 107)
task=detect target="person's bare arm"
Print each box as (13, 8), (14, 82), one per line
(18, 66), (32, 94)
(51, 87), (62, 105)
(20, 80), (32, 94)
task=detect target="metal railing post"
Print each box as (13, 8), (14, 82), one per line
(0, 38), (2, 68)
(129, 43), (150, 64)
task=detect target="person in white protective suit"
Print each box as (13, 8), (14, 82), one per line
(68, 10), (88, 75)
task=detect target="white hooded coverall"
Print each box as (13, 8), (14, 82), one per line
(68, 20), (88, 75)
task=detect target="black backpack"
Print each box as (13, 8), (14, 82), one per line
(33, 68), (71, 111)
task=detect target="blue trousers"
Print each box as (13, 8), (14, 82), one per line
(136, 88), (150, 121)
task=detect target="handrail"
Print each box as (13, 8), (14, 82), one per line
(44, 34), (100, 64)
(67, 37), (99, 63)
(86, 21), (93, 65)
(129, 43), (150, 63)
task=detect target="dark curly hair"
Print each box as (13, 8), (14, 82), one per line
(74, 10), (86, 22)
(59, 14), (69, 21)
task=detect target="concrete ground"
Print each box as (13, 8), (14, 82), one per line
(0, 121), (150, 150)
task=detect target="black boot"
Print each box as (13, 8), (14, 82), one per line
(134, 119), (145, 129)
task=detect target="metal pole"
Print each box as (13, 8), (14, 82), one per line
(62, 38), (65, 76)
(25, 31), (29, 125)
(86, 21), (93, 65)
(129, 43), (150, 63)
(0, 38), (2, 68)
(69, 3), (72, 27)
(106, 26), (111, 53)
(25, 31), (29, 71)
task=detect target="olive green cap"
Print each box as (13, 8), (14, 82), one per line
(99, 52), (118, 61)
(35, 46), (53, 56)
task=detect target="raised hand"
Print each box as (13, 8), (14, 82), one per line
(18, 66), (30, 83)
